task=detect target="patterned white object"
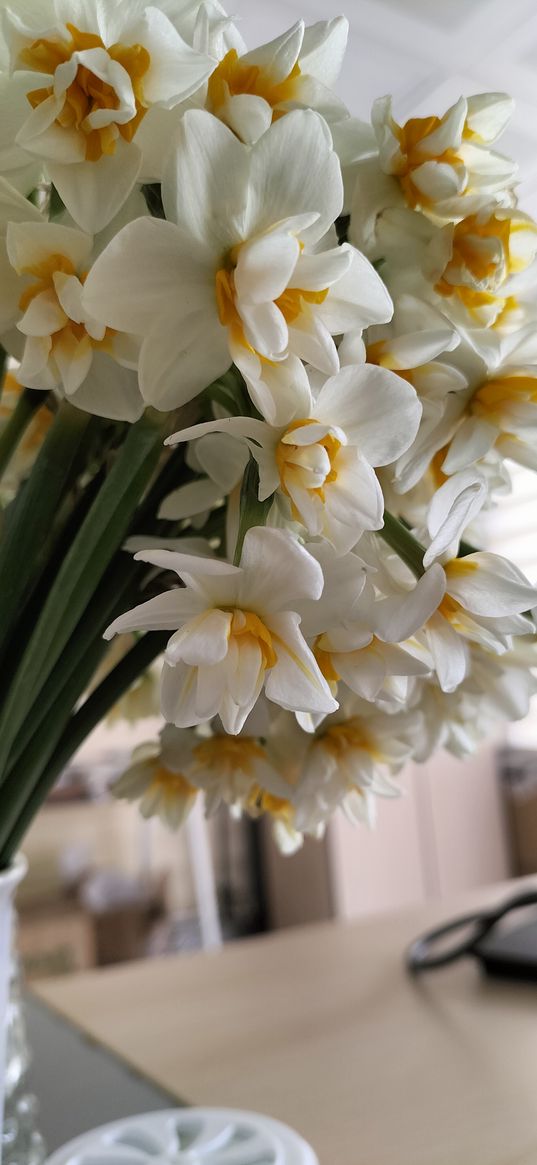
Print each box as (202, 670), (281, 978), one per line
(44, 1108), (319, 1165)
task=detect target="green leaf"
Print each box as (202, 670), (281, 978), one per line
(0, 409), (165, 782)
(0, 400), (92, 659)
(0, 630), (168, 867)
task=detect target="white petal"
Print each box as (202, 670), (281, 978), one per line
(325, 450), (383, 532)
(245, 109), (343, 246)
(315, 363), (421, 465)
(288, 312), (339, 375)
(442, 416), (498, 473)
(104, 590), (203, 639)
(239, 299), (288, 359)
(241, 21), (303, 84)
(6, 220), (92, 274)
(317, 246), (393, 331)
(233, 344), (312, 426)
(196, 432), (250, 493)
(84, 216), (214, 334)
(139, 317), (230, 410)
(375, 565), (447, 642)
(17, 289), (66, 337)
(299, 17), (348, 86)
(161, 659), (200, 727)
(69, 352), (144, 421)
(162, 108), (249, 250)
(265, 610), (338, 714)
(445, 554), (537, 616)
(234, 231), (299, 304)
(54, 329), (93, 395)
(220, 94), (272, 145)
(48, 143), (142, 234)
(426, 612), (469, 693)
(17, 95), (85, 163)
(424, 470), (488, 568)
(289, 246), (352, 291)
(159, 478), (224, 520)
(136, 6), (215, 107)
(166, 609), (232, 665)
(238, 526), (324, 609)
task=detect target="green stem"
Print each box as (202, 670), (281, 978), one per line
(0, 631), (168, 867)
(0, 408), (166, 782)
(378, 511), (426, 577)
(0, 389), (47, 481)
(233, 456), (272, 566)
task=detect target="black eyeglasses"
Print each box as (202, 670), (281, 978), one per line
(406, 889), (537, 975)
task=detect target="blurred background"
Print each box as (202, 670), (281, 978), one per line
(17, 0), (537, 981)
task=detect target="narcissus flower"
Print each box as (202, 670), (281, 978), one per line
(205, 17), (349, 144)
(370, 93), (516, 222)
(379, 474), (537, 692)
(112, 727), (198, 829)
(83, 108), (392, 424)
(0, 178), (143, 419)
(4, 0), (215, 231)
(166, 363), (421, 553)
(104, 526), (338, 735)
(434, 207), (537, 330)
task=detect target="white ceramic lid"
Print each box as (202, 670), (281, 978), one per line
(45, 1106), (319, 1165)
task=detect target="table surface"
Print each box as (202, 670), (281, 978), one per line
(33, 878), (537, 1165)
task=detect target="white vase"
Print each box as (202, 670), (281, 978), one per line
(0, 856), (27, 1165)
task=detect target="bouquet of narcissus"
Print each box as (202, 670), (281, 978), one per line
(0, 0), (536, 860)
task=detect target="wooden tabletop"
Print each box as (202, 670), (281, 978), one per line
(34, 878), (537, 1165)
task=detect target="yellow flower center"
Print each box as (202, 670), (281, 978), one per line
(193, 735), (266, 775)
(207, 48), (301, 125)
(215, 249), (328, 357)
(319, 718), (378, 760)
(149, 765), (196, 803)
(248, 788), (295, 825)
(393, 114), (463, 209)
(439, 559), (479, 626)
(313, 636), (340, 683)
(18, 252), (115, 354)
(228, 609), (278, 671)
(471, 374), (537, 425)
(429, 446), (449, 489)
(275, 418), (341, 513)
(23, 23), (150, 161)
(434, 213), (535, 323)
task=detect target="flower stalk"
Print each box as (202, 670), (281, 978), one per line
(378, 511), (426, 577)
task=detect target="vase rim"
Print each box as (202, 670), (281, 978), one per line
(0, 853), (27, 891)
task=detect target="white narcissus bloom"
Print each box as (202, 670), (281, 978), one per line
(111, 727), (198, 829)
(433, 207), (537, 332)
(3, 0), (215, 231)
(83, 109), (393, 425)
(370, 93), (516, 222)
(440, 330), (537, 476)
(104, 526), (338, 735)
(0, 178), (143, 420)
(204, 17), (349, 145)
(165, 363), (421, 553)
(293, 697), (419, 828)
(186, 725), (307, 852)
(378, 474), (537, 692)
